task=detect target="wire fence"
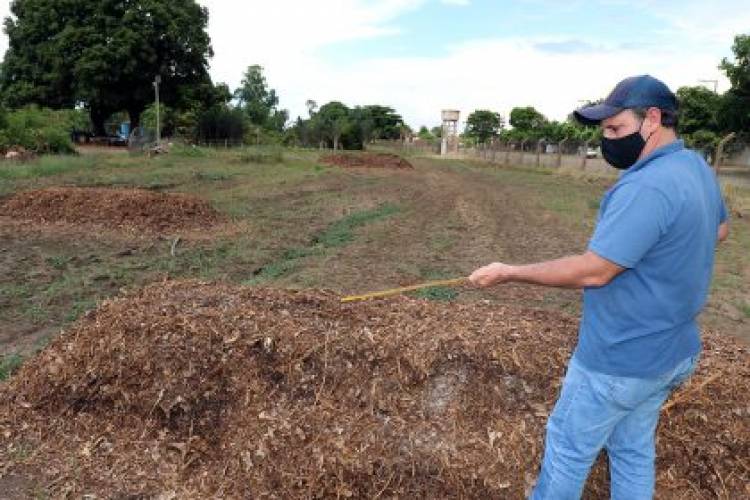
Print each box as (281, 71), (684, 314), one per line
(376, 133), (750, 183)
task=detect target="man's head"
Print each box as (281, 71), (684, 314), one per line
(574, 75), (679, 168)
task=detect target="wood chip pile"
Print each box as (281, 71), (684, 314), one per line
(320, 152), (414, 170)
(0, 187), (221, 231)
(0, 280), (747, 498)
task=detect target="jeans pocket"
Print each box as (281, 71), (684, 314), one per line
(606, 374), (662, 411)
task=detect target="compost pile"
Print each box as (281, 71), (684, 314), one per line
(0, 187), (220, 232)
(0, 280), (747, 499)
(320, 152), (414, 169)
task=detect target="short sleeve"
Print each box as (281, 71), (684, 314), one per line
(588, 183), (672, 268)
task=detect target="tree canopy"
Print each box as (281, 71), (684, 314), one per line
(464, 110), (503, 144)
(0, 0), (214, 134)
(718, 33), (750, 132)
(509, 106), (547, 131)
(235, 65), (288, 132)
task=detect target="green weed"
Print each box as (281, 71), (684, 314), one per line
(413, 286), (459, 301)
(315, 204), (400, 248)
(235, 147), (284, 165)
(0, 353), (23, 380)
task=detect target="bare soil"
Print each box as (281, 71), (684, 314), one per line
(0, 187), (221, 232)
(320, 152), (414, 169)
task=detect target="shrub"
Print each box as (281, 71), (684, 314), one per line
(0, 105), (77, 154)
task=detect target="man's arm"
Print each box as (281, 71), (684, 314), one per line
(469, 251), (625, 289)
(718, 222), (729, 243)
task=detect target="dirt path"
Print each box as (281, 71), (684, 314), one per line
(290, 160), (587, 313)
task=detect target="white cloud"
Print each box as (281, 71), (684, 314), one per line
(281, 35), (728, 129)
(0, 0), (741, 130)
(194, 0), (737, 128)
(440, 0), (471, 6)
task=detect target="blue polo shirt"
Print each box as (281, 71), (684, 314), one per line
(574, 140), (727, 378)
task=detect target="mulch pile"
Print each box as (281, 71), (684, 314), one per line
(320, 152), (414, 169)
(0, 280), (747, 498)
(0, 187), (221, 232)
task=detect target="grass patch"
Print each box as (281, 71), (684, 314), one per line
(738, 302), (750, 319)
(0, 154), (96, 182)
(171, 144), (211, 158)
(193, 171), (234, 182)
(234, 147), (284, 165)
(0, 353), (23, 380)
(248, 205), (400, 284)
(65, 299), (97, 323)
(413, 286), (459, 301)
(315, 204), (400, 248)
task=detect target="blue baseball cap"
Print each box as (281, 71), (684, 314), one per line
(574, 75), (678, 126)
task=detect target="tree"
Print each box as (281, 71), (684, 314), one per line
(676, 86), (720, 135)
(718, 34), (750, 132)
(509, 106), (547, 131)
(234, 65), (288, 132)
(305, 99), (318, 118)
(316, 101), (350, 150)
(0, 0), (214, 135)
(720, 34), (750, 96)
(361, 105), (404, 140)
(417, 126), (435, 141)
(464, 110), (503, 144)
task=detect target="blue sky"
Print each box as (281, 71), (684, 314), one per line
(1, 0), (746, 128)
(320, 1), (669, 62)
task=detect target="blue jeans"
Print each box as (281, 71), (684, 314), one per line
(530, 354), (699, 500)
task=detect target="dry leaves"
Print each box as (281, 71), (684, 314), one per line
(0, 280), (747, 498)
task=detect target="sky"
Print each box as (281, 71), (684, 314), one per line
(0, 0), (747, 129)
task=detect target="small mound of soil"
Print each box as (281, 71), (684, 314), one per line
(0, 187), (220, 231)
(0, 280), (747, 498)
(321, 152), (414, 169)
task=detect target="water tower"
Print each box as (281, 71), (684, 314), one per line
(441, 109), (460, 155)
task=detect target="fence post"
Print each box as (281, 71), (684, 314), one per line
(557, 138), (568, 168)
(713, 132), (736, 175)
(505, 143), (511, 166)
(536, 139), (544, 167)
(581, 140), (590, 170)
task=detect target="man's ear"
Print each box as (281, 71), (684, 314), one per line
(645, 107), (662, 132)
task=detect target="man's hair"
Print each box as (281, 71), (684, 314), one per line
(632, 107), (679, 129)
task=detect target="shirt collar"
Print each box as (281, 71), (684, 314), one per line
(622, 139), (685, 176)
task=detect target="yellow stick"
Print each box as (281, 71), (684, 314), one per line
(341, 277), (468, 303)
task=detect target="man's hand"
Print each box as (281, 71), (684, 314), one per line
(469, 262), (516, 288)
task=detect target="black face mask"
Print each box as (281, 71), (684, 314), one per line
(601, 120), (653, 170)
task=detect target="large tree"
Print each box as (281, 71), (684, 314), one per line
(509, 106), (547, 131)
(676, 86), (720, 135)
(234, 65), (288, 132)
(0, 0), (213, 135)
(315, 101), (350, 150)
(464, 109), (503, 144)
(718, 33), (750, 132)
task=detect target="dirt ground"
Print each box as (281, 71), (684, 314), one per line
(1, 153), (747, 360)
(320, 151), (414, 169)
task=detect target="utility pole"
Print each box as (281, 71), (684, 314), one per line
(154, 75), (161, 144)
(698, 79), (718, 93)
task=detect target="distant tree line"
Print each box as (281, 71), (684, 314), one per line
(0, 0), (746, 155)
(424, 33), (750, 155)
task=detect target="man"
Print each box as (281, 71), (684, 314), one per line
(469, 75), (729, 499)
